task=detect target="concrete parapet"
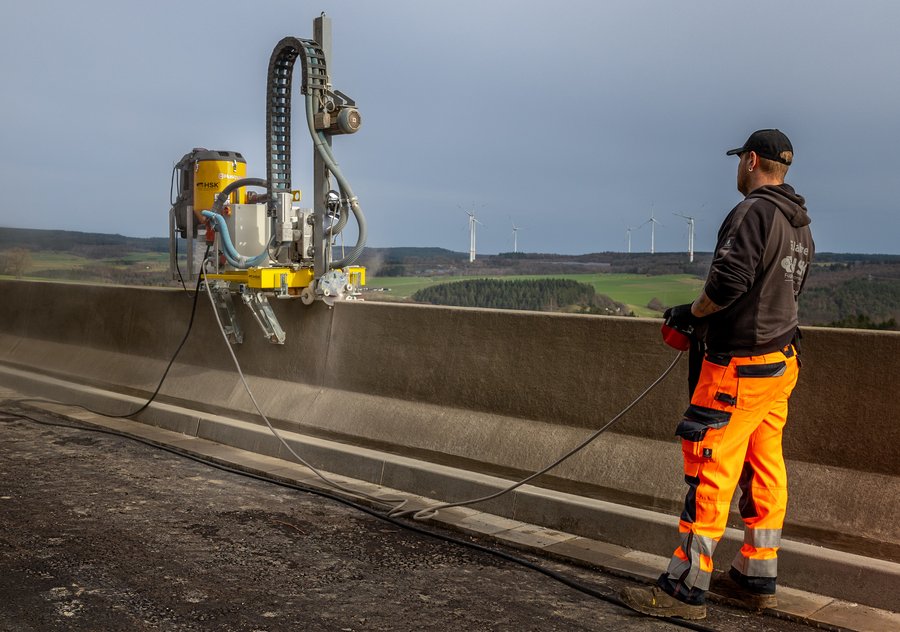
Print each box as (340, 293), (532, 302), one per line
(0, 280), (898, 596)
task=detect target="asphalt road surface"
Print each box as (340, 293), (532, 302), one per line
(0, 407), (816, 632)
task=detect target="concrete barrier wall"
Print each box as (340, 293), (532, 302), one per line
(1, 280), (898, 550)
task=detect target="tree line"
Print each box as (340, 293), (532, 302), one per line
(412, 278), (631, 315)
(800, 277), (900, 330)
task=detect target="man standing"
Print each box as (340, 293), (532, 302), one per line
(621, 129), (814, 620)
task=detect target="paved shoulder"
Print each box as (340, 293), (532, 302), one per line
(0, 415), (677, 631)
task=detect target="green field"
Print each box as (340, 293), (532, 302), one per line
(25, 252), (95, 272)
(23, 251), (170, 273)
(1, 250), (172, 286)
(367, 273), (703, 317)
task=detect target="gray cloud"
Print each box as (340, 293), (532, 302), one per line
(1, 0), (897, 254)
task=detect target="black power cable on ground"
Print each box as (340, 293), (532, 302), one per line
(0, 407), (726, 632)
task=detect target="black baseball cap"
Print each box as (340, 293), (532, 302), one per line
(726, 129), (793, 165)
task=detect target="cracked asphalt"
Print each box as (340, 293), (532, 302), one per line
(0, 408), (814, 631)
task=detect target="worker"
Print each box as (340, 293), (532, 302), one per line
(620, 129), (814, 620)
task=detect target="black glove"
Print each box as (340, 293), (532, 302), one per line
(663, 303), (697, 336)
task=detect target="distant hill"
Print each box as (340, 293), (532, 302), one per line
(2, 227), (898, 329)
(0, 227), (168, 258)
(4, 226), (897, 275)
(362, 246), (467, 262)
(359, 248), (714, 277)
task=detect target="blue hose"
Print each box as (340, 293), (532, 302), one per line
(201, 211), (270, 269)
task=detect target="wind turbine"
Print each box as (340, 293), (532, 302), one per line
(673, 212), (697, 263)
(641, 206), (663, 254)
(466, 210), (484, 262)
(625, 225), (639, 254)
(511, 220), (524, 253)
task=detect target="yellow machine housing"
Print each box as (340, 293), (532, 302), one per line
(192, 150), (247, 219)
(172, 149), (249, 239)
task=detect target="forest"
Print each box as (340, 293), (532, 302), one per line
(412, 278), (631, 316)
(800, 276), (900, 329)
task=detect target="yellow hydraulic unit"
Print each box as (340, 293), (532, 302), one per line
(193, 154), (247, 213)
(171, 149), (247, 236)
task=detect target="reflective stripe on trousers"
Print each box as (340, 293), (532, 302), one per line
(661, 346), (799, 601)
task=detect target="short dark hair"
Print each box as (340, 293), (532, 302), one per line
(758, 152), (791, 179)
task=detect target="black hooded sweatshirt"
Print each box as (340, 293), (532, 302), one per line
(703, 183), (814, 355)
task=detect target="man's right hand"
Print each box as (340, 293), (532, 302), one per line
(661, 303), (699, 351)
(663, 304), (697, 334)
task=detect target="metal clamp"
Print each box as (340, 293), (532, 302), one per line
(240, 286), (286, 344)
(210, 281), (244, 345)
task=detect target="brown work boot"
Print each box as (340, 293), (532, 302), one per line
(708, 571), (777, 611)
(619, 585), (707, 620)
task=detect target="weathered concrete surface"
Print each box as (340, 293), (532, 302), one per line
(3, 407), (875, 632)
(0, 280), (898, 605)
(0, 411), (829, 632)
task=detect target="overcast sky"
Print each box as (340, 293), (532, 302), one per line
(2, 1), (898, 255)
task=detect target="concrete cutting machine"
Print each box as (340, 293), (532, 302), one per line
(168, 14), (364, 345)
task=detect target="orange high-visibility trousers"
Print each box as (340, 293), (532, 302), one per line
(659, 345), (799, 604)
